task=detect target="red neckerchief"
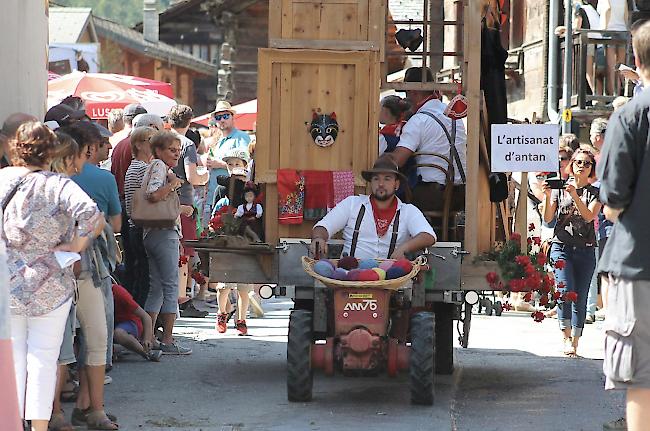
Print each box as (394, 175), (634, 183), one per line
(415, 94), (439, 112)
(379, 120), (406, 137)
(370, 196), (398, 237)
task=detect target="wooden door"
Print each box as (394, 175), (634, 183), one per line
(256, 48), (380, 242)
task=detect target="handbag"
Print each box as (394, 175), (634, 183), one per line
(131, 160), (180, 228)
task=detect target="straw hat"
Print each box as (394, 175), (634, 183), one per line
(212, 100), (236, 115)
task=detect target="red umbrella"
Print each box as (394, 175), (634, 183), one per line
(192, 99), (257, 131)
(48, 71), (176, 119)
(48, 71), (61, 81)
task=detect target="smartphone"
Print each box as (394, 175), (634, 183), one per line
(547, 179), (566, 189)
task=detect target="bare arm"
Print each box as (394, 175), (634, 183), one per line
(566, 184), (600, 223)
(134, 306), (153, 350)
(541, 183), (557, 224)
(109, 214), (122, 233)
(390, 146), (414, 168)
(185, 162), (209, 186)
(604, 205), (623, 222)
(390, 232), (436, 259)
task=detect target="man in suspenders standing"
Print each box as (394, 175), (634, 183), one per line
(388, 67), (468, 213)
(310, 157), (436, 260)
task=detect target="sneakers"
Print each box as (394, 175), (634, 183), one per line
(603, 417), (627, 430)
(160, 341), (192, 355)
(103, 375), (112, 385)
(236, 320), (248, 336)
(217, 313), (228, 333)
(180, 301), (209, 318)
(146, 349), (163, 362)
(585, 314), (596, 324)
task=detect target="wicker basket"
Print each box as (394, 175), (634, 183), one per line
(301, 256), (425, 290)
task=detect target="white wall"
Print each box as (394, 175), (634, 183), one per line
(0, 0), (48, 124)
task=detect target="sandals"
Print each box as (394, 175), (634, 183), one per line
(563, 338), (577, 358)
(60, 381), (79, 403)
(85, 410), (119, 430)
(49, 411), (74, 431)
(71, 407), (118, 426)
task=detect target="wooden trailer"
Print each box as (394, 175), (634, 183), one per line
(199, 0), (503, 366)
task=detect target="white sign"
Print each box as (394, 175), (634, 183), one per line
(491, 124), (560, 173)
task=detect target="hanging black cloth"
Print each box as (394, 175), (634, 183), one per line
(481, 16), (509, 202)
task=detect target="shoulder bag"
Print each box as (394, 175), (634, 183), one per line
(131, 161), (180, 228)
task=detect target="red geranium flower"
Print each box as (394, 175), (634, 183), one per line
(527, 237), (532, 245)
(178, 255), (189, 267)
(502, 302), (512, 311)
(523, 292), (533, 302)
(486, 271), (499, 284)
(509, 279), (523, 292)
(525, 275), (541, 290)
(531, 310), (545, 322)
(515, 255), (532, 266)
(200, 230), (208, 238)
(536, 253), (547, 266)
(557, 281), (566, 290)
(554, 260), (566, 270)
(563, 291), (578, 302)
(533, 237), (542, 246)
(553, 291), (562, 300)
(525, 264), (536, 276)
(528, 223), (536, 232)
(191, 271), (206, 285)
(539, 295), (549, 306)
(510, 232), (522, 243)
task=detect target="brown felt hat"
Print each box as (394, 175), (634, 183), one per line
(361, 156), (407, 182)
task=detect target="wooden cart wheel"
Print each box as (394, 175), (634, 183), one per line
(410, 312), (435, 405)
(287, 310), (313, 402)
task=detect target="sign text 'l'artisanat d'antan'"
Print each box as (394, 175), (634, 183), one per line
(490, 124), (560, 173)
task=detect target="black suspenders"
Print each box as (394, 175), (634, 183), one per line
(349, 204), (401, 259)
(387, 210), (401, 258)
(349, 205), (366, 258)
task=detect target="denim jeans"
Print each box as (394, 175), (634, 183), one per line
(587, 246), (599, 316)
(144, 229), (180, 314)
(550, 243), (597, 337)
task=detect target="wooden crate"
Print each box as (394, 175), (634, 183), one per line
(256, 48), (380, 244)
(269, 0), (386, 57)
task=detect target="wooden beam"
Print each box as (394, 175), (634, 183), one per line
(463, 0), (482, 257)
(269, 38), (380, 51)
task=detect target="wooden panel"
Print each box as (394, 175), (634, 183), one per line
(256, 49), (379, 243)
(270, 0), (384, 48)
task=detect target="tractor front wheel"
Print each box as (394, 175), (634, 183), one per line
(287, 309), (314, 402)
(409, 312), (435, 405)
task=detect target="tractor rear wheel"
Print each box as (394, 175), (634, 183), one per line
(287, 309), (313, 402)
(410, 312), (435, 405)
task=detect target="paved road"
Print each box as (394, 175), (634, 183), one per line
(102, 299), (623, 431)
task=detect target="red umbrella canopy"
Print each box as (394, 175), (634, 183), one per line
(48, 71), (176, 120)
(191, 99), (257, 131)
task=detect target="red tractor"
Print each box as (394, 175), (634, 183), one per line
(287, 258), (435, 405)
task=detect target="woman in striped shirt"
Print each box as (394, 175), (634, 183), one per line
(123, 126), (156, 306)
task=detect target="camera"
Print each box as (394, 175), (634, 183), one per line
(546, 179), (566, 189)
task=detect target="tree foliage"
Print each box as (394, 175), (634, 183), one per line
(52, 0), (174, 27)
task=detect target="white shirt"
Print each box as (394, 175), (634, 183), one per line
(314, 195), (436, 259)
(235, 202), (263, 218)
(598, 0), (628, 31)
(396, 98), (467, 185)
(580, 4), (602, 38)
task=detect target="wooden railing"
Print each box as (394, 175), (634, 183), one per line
(560, 29), (631, 110)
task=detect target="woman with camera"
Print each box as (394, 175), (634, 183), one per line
(542, 148), (602, 357)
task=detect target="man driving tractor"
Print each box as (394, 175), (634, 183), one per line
(310, 156), (437, 259)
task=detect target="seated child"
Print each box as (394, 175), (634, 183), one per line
(112, 284), (162, 362)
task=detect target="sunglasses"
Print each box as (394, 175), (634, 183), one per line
(214, 113), (232, 121)
(573, 160), (593, 167)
